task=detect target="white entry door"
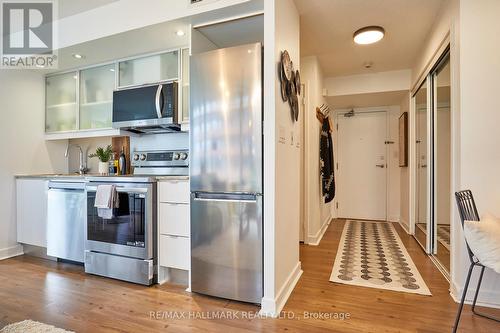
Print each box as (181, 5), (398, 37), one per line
(337, 111), (388, 221)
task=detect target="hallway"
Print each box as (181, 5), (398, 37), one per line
(0, 219), (498, 332)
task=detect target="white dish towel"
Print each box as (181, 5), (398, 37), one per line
(94, 185), (119, 219)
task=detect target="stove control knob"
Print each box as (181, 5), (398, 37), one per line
(180, 153), (188, 160)
(140, 154), (147, 161)
(173, 153), (180, 160)
(133, 154), (140, 161)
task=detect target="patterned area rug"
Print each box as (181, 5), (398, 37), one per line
(330, 220), (431, 295)
(437, 225), (451, 251)
(0, 320), (73, 333)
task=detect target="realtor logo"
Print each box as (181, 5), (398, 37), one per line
(1, 0), (57, 68)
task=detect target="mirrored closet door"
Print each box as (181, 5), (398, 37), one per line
(412, 48), (451, 276)
(432, 52), (451, 274)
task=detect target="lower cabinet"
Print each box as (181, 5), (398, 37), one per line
(16, 178), (48, 248)
(159, 235), (190, 270)
(157, 179), (190, 287)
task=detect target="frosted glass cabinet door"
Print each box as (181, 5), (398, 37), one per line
(45, 72), (78, 132)
(119, 51), (179, 87)
(80, 64), (116, 129)
(181, 48), (190, 122)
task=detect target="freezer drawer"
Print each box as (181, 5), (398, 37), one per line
(190, 193), (263, 304)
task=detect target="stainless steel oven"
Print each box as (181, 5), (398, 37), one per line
(84, 177), (157, 285)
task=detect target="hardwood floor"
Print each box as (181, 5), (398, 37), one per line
(0, 219), (498, 332)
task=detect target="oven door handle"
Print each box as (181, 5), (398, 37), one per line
(86, 186), (149, 194)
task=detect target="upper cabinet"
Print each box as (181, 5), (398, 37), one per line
(45, 48), (190, 140)
(80, 64), (116, 130)
(180, 48), (190, 123)
(45, 72), (78, 133)
(118, 50), (179, 88)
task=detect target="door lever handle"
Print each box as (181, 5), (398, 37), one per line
(376, 164), (385, 168)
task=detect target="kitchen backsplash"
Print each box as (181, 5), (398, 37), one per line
(67, 132), (189, 174)
(68, 137), (112, 173)
(130, 132), (189, 152)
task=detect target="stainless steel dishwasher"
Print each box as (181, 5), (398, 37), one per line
(47, 180), (86, 263)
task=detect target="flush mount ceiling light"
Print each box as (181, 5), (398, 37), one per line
(72, 53), (84, 59)
(175, 30), (185, 37)
(353, 26), (385, 45)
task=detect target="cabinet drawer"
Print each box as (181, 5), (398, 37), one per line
(159, 180), (189, 203)
(159, 203), (190, 237)
(159, 235), (190, 270)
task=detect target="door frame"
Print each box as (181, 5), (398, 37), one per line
(334, 107), (389, 221)
(299, 82), (308, 242)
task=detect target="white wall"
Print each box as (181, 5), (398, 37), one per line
(455, 0), (500, 307)
(301, 56), (333, 244)
(324, 70), (411, 97)
(273, 0), (301, 308)
(261, 0), (302, 317)
(0, 70), (68, 257)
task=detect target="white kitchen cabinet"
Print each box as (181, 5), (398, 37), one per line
(180, 48), (190, 124)
(45, 72), (78, 133)
(118, 50), (179, 88)
(157, 179), (190, 286)
(159, 179), (190, 203)
(159, 203), (190, 237)
(79, 63), (116, 130)
(16, 179), (48, 247)
(159, 235), (190, 270)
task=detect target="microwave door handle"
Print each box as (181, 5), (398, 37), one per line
(155, 84), (163, 119)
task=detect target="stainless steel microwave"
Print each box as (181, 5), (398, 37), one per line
(112, 82), (180, 134)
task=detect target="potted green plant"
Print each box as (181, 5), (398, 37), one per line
(89, 145), (113, 175)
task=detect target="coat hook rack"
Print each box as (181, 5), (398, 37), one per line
(316, 104), (334, 132)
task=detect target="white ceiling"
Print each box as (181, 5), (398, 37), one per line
(294, 0), (446, 77)
(58, 0), (119, 18)
(49, 18), (190, 73)
(327, 90), (408, 109)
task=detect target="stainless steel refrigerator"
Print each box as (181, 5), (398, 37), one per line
(190, 43), (263, 304)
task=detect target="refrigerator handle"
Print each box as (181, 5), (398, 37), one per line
(191, 192), (260, 202)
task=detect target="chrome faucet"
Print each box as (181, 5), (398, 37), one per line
(65, 144), (89, 175)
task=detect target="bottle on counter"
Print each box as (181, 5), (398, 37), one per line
(113, 154), (119, 175)
(109, 153), (116, 175)
(119, 147), (127, 175)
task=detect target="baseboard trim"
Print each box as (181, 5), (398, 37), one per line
(398, 219), (411, 234)
(307, 215), (331, 246)
(0, 244), (24, 261)
(260, 262), (303, 318)
(450, 279), (500, 309)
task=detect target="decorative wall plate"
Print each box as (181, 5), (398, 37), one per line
(295, 70), (301, 95)
(281, 50), (293, 81)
